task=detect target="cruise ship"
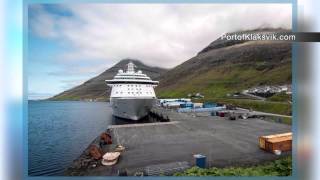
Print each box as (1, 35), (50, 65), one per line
(105, 62), (159, 120)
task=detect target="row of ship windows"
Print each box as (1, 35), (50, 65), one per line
(115, 91), (153, 94)
(128, 88), (142, 90)
(115, 77), (149, 79)
(113, 84), (152, 87)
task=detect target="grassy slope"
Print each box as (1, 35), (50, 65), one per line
(49, 95), (107, 101)
(174, 156), (292, 176)
(267, 92), (292, 102)
(156, 62), (292, 115)
(156, 62), (291, 98)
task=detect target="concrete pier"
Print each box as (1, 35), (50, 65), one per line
(65, 106), (291, 176)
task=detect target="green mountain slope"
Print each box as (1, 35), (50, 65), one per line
(155, 29), (292, 115)
(156, 29), (292, 99)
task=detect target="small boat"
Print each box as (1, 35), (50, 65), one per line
(101, 152), (121, 166)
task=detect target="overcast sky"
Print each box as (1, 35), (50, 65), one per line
(28, 3), (292, 99)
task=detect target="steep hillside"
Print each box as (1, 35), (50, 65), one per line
(156, 29), (292, 100)
(50, 59), (168, 101)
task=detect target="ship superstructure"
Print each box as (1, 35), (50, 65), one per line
(106, 62), (159, 120)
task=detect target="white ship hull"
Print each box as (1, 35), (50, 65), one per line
(110, 97), (156, 120)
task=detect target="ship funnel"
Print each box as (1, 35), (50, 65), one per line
(127, 62), (136, 73)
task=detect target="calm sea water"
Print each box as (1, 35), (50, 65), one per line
(28, 101), (127, 176)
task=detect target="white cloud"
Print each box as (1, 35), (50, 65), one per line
(29, 3), (292, 69)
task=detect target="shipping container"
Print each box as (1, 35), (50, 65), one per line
(203, 102), (217, 108)
(218, 111), (225, 117)
(180, 102), (194, 108)
(193, 103), (203, 108)
(178, 107), (225, 113)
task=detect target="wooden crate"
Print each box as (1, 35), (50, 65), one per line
(259, 132), (292, 152)
(265, 136), (292, 152)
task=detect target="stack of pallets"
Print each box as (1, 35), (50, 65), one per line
(259, 132), (292, 153)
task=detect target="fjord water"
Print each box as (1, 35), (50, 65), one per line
(28, 101), (114, 176)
